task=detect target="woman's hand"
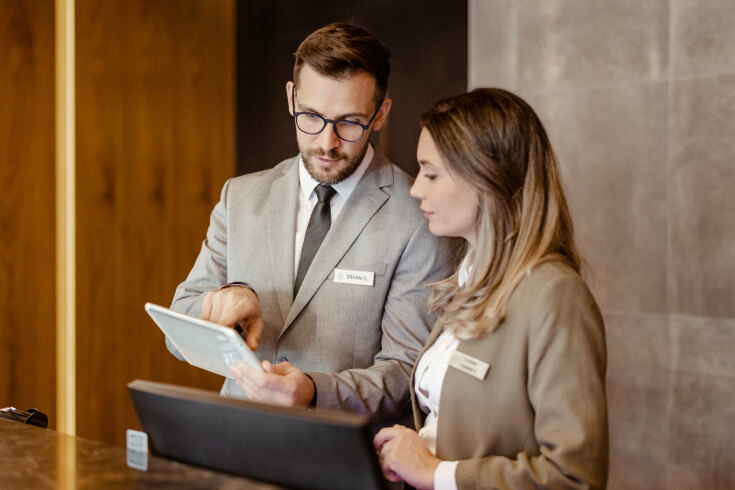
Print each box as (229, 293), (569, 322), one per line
(373, 425), (440, 490)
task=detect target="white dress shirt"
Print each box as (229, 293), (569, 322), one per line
(414, 254), (472, 490)
(293, 145), (374, 280)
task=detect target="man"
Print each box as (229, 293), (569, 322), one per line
(167, 23), (454, 423)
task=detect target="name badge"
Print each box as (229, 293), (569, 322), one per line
(448, 350), (491, 380)
(334, 268), (375, 286)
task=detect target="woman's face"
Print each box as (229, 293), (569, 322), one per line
(410, 128), (479, 246)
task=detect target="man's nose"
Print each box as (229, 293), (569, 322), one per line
(316, 123), (340, 150)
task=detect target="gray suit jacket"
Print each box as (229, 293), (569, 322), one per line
(411, 262), (608, 489)
(169, 151), (455, 422)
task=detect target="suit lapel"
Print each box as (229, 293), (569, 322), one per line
(267, 158), (299, 324)
(280, 152), (394, 336)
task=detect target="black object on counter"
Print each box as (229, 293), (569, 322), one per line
(0, 407), (48, 428)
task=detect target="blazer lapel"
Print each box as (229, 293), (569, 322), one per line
(280, 153), (394, 336)
(267, 158), (299, 324)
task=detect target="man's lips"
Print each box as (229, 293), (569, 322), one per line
(310, 153), (344, 169)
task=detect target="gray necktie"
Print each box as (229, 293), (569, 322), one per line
(294, 184), (337, 295)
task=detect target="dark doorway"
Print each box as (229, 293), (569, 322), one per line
(237, 0), (467, 177)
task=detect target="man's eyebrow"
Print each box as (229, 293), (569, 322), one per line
(296, 103), (371, 121)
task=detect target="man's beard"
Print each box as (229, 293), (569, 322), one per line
(301, 139), (370, 185)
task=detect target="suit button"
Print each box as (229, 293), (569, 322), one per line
(276, 356), (288, 363)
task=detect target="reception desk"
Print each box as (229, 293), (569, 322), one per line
(0, 418), (285, 488)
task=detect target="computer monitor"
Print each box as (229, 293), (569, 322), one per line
(128, 379), (387, 490)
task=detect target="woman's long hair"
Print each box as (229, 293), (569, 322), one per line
(424, 88), (581, 339)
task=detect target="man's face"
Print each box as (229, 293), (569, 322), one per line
(287, 65), (390, 185)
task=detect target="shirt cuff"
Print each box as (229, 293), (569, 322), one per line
(221, 281), (257, 298)
(434, 461), (459, 490)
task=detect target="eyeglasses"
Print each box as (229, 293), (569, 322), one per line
(290, 85), (383, 143)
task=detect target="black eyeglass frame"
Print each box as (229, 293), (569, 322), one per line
(290, 85), (384, 143)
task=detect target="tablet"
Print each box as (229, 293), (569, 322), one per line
(129, 379), (387, 490)
(145, 302), (262, 377)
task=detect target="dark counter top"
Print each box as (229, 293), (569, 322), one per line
(0, 418), (284, 489)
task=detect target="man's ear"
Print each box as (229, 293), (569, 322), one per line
(286, 81), (295, 115)
(372, 98), (392, 132)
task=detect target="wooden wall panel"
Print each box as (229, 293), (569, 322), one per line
(0, 0), (56, 427)
(75, 0), (235, 446)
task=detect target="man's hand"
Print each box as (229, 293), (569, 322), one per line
(373, 425), (439, 490)
(201, 286), (263, 350)
(229, 360), (315, 407)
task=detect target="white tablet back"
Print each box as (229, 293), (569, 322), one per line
(145, 303), (262, 377)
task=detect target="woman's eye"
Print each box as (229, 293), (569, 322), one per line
(424, 174), (437, 181)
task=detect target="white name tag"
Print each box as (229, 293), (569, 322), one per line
(126, 429), (149, 471)
(448, 350), (491, 380)
(334, 268), (375, 286)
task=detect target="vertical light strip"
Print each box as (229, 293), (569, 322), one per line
(55, 0), (76, 436)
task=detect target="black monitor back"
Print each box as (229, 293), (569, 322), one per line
(128, 379), (387, 490)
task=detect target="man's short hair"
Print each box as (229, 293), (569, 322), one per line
(293, 22), (391, 103)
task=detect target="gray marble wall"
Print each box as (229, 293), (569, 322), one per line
(469, 0), (735, 488)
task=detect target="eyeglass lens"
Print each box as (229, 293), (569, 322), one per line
(295, 113), (365, 142)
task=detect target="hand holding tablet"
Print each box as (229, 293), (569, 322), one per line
(145, 303), (263, 377)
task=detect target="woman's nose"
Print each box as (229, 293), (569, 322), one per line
(409, 179), (423, 199)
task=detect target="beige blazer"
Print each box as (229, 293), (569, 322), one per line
(411, 261), (608, 489)
(169, 151), (456, 422)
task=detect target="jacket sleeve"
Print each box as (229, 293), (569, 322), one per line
(455, 272), (609, 490)
(165, 179), (232, 359)
(309, 221), (457, 423)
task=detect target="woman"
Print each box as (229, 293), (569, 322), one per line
(373, 88), (608, 490)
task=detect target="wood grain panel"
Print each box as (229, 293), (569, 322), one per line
(75, 0), (235, 446)
(0, 0), (56, 427)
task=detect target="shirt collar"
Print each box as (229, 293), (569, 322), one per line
(298, 144), (374, 202)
